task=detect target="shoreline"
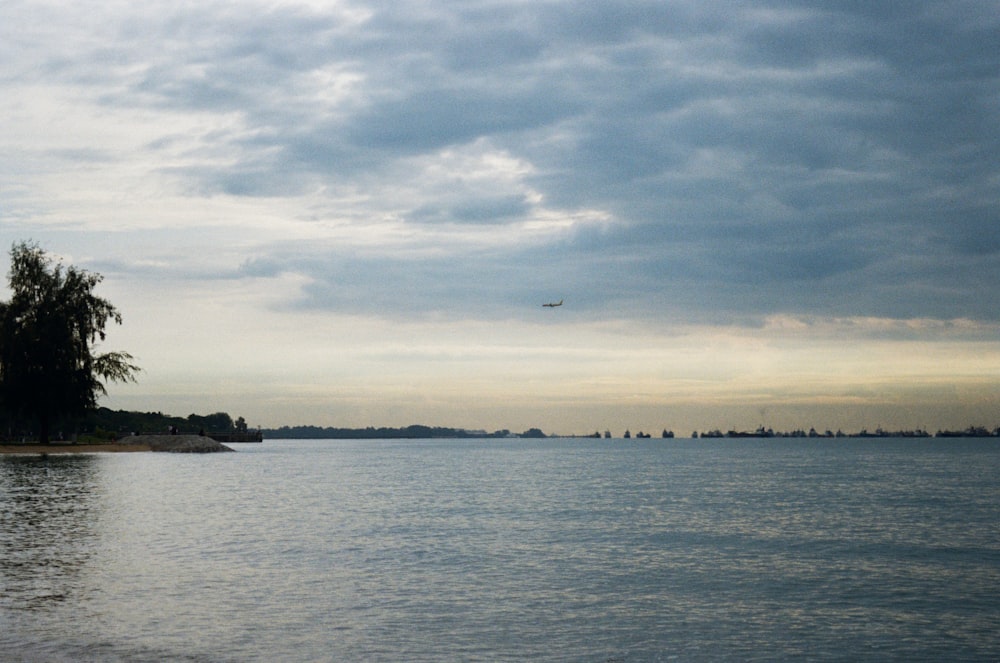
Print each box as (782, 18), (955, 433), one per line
(0, 442), (152, 454)
(0, 435), (233, 454)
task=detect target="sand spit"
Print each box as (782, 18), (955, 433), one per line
(0, 434), (234, 454)
(140, 435), (236, 453)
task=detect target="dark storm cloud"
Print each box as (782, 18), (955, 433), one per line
(344, 86), (576, 153)
(409, 195), (531, 225)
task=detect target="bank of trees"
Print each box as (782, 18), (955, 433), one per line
(0, 242), (139, 442)
(80, 408), (246, 437)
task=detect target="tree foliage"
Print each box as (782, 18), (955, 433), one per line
(187, 411), (234, 432)
(0, 242), (139, 442)
(80, 408), (243, 437)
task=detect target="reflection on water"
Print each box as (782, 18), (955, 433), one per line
(0, 455), (102, 611)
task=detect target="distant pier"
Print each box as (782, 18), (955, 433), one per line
(208, 431), (263, 443)
(133, 430), (263, 443)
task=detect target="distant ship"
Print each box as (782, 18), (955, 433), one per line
(727, 427), (775, 438)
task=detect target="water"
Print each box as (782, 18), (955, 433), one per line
(1, 438), (998, 661)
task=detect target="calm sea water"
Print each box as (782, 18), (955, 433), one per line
(1, 438), (998, 662)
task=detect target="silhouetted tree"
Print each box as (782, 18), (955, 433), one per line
(187, 411), (234, 432)
(0, 242), (139, 443)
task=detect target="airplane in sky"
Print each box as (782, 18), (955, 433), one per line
(542, 299), (563, 307)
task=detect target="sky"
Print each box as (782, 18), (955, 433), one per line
(2, 0), (999, 436)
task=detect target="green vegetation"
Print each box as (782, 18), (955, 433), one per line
(0, 242), (140, 442)
(77, 408), (247, 437)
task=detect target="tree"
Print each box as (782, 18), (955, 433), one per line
(0, 242), (139, 443)
(187, 411), (234, 432)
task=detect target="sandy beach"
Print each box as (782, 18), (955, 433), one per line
(0, 442), (152, 454)
(0, 435), (233, 453)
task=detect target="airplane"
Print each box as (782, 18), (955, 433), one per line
(542, 299), (563, 307)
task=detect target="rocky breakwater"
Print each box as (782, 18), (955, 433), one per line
(140, 434), (235, 453)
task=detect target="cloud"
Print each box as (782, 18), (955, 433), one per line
(3, 0), (1000, 432)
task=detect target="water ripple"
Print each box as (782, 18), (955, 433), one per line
(1, 439), (998, 661)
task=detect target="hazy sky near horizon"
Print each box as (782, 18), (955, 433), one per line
(3, 0), (1000, 434)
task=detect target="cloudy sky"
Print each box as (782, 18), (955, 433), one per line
(3, 0), (999, 435)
